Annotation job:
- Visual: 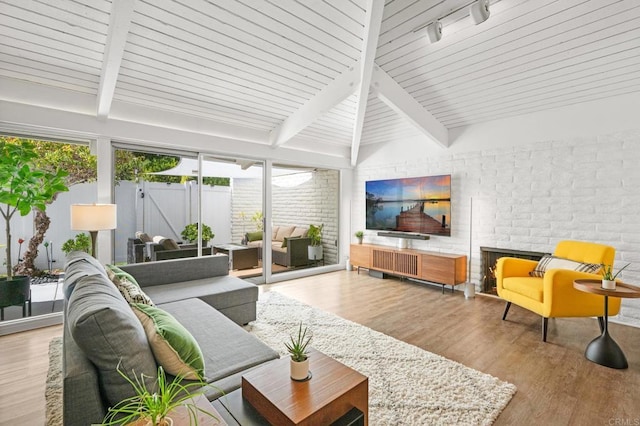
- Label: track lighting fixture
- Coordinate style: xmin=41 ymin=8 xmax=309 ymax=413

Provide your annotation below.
xmin=469 ymin=0 xmax=490 ymax=25
xmin=426 ymin=20 xmax=442 ymax=43
xmin=413 ymin=0 xmax=491 ymax=44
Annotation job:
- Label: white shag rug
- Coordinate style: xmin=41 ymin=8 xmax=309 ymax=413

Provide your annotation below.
xmin=246 ymin=291 xmax=516 ymax=426
xmin=46 ymin=336 xmax=63 ymax=426
xmin=46 ymin=292 xmax=517 ymax=425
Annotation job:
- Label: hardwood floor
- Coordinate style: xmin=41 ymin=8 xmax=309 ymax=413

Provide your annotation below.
xmin=2 ymin=270 xmax=639 ymax=425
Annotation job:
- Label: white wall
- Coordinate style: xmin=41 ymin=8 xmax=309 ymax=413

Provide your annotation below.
xmin=355 ymin=93 xmax=640 ymax=326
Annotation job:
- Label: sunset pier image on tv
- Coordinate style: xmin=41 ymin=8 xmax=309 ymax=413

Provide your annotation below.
xmin=365 ymin=175 xmax=451 ymax=237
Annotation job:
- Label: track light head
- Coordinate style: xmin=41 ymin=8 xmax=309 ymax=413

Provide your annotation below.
xmin=469 ymin=0 xmax=490 ymax=25
xmin=426 ymin=20 xmax=442 ymax=43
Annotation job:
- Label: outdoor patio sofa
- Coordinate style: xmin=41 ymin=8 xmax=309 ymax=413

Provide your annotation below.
xmin=245 ymin=225 xmax=310 ymax=268
xmin=62 ymin=251 xmax=278 ymax=426
xmin=127 ymin=234 xmax=213 ymax=262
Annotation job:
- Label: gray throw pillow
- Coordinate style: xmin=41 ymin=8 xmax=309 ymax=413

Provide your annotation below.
xmin=67 ymin=273 xmax=157 ymax=408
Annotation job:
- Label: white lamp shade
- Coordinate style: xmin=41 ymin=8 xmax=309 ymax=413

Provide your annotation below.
xmin=70 ymin=204 xmax=117 ymax=231
xmin=470 ymin=0 xmax=490 ymax=25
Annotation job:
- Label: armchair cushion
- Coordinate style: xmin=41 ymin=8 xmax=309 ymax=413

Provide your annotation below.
xmin=529 ymin=254 xmax=600 ymax=277
xmin=502 ymin=277 xmax=543 ymax=302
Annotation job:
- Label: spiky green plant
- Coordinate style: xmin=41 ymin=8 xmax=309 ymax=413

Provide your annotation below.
xmin=102 ymin=364 xmax=218 ymax=426
xmin=601 ymin=263 xmax=631 ymax=281
xmin=284 ymin=323 xmax=312 ymax=362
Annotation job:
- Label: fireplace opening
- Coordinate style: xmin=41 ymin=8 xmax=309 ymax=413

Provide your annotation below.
xmin=480 ymin=247 xmax=549 ymax=294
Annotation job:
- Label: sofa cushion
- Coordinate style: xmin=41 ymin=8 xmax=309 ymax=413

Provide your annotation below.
xmin=158 ymin=298 xmax=278 ymax=387
xmin=143 ymin=275 xmax=258 ymax=313
xmin=503 ymin=276 xmax=544 ymax=302
xmin=132 ymin=303 xmax=205 ymax=380
xmin=530 ymin=254 xmax=600 ymax=277
xmin=106 ymin=266 xmax=155 ymax=306
xmin=281 ymin=236 xmax=301 ymax=249
xmin=152 ymin=235 xmax=167 ymax=244
xmin=246 ymin=231 xmax=262 ymax=242
xmin=135 ymin=231 xmax=153 ymax=243
xmin=290 ymin=226 xmax=308 ymax=238
xmin=272 ymin=226 xmax=279 ymax=241
xmin=120 ymin=255 xmax=230 ymax=287
xmin=63 ymin=251 xmax=108 ymax=299
xmin=160 ymin=238 xmax=180 ymax=251
xmin=66 ymin=273 xmax=158 ymax=408
xmin=275 ymin=225 xmax=295 ymax=242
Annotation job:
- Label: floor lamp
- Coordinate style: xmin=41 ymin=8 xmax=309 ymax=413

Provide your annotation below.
xmin=70 ymin=204 xmax=117 ymax=258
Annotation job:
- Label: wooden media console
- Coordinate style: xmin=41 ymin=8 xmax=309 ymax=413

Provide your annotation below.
xmin=350 ymin=243 xmax=467 ymax=293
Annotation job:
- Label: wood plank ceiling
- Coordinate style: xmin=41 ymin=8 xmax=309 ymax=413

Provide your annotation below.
xmin=1 ymin=0 xmax=639 ymax=165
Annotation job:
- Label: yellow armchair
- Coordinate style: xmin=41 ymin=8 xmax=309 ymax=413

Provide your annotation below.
xmin=496 ymin=240 xmax=621 ymax=341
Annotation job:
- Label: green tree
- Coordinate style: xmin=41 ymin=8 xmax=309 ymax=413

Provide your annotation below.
xmin=2 ymin=137 xmax=90 ymax=276
xmin=0 ymin=141 xmax=68 ymax=278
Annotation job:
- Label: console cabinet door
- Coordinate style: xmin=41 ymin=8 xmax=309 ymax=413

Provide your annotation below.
xmin=350 ymin=244 xmax=370 ymax=268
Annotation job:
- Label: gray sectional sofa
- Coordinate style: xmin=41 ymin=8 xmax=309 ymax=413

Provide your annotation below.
xmin=62 ymin=251 xmax=278 ymax=426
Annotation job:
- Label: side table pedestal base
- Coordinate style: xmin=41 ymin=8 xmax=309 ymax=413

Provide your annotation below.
xmin=585 ymin=331 xmax=628 ymax=369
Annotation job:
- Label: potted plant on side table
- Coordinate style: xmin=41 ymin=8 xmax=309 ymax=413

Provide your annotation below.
xmin=601 ymin=262 xmax=630 ymax=290
xmin=285 ymin=323 xmax=312 ymax=381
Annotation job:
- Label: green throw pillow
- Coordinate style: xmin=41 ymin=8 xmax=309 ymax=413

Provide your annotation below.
xmin=246 ymin=231 xmax=263 ymax=242
xmin=131 ymin=304 xmax=205 ymax=380
xmin=281 ymin=236 xmax=301 ymax=249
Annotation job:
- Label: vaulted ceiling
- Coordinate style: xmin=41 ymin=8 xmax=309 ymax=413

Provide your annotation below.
xmin=1 ymin=0 xmax=639 ymax=166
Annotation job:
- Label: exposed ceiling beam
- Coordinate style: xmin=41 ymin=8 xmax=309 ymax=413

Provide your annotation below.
xmin=350 ymin=0 xmax=385 ymax=167
xmin=269 ymin=61 xmax=361 ymax=148
xmin=372 ymin=65 xmax=449 ymax=147
xmin=96 ymin=0 xmax=136 ymax=118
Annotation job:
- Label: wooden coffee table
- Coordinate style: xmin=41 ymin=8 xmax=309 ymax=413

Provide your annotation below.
xmin=240 ymin=349 xmax=368 ymax=425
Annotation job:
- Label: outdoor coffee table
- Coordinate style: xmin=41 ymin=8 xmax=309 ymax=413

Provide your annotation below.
xmin=213 ymin=244 xmax=259 ymax=270
xmin=235 ymin=348 xmax=368 ymax=425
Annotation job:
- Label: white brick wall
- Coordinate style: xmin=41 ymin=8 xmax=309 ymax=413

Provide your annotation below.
xmin=354 ymin=130 xmax=640 ymax=326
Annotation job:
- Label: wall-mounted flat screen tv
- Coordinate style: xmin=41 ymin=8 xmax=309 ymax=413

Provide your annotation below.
xmin=366 ymin=174 xmax=451 ymax=237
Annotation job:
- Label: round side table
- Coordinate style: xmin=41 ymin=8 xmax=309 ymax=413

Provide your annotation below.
xmin=573 ymin=279 xmax=640 ymax=369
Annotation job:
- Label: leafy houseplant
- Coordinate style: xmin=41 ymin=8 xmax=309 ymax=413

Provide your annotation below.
xmin=61 ymin=233 xmax=91 ymax=255
xmin=284 ymin=323 xmax=312 ymax=381
xmin=0 ymin=141 xmax=68 ymax=279
xmin=307 ymin=224 xmax=324 ymax=261
xmin=601 ymin=263 xmax=630 ymax=290
xmin=354 ymin=230 xmax=364 ymax=244
xmin=180 ymin=223 xmax=214 ymax=244
xmin=102 ymin=364 xmax=218 ymax=426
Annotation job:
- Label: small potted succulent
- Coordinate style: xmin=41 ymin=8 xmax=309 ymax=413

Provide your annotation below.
xmin=102 ymin=364 xmax=219 ymax=426
xmin=601 ymin=263 xmax=630 ymax=290
xmin=354 ymin=230 xmax=364 ymax=244
xmin=284 ymin=323 xmax=312 ymax=381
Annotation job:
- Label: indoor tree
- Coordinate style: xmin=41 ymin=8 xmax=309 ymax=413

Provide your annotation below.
xmin=0 ymin=141 xmax=68 ymax=279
